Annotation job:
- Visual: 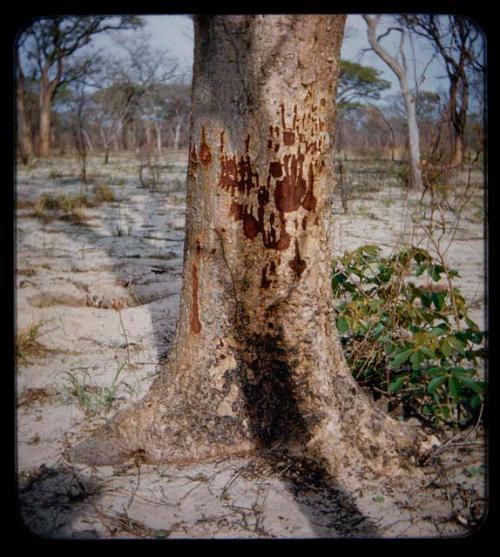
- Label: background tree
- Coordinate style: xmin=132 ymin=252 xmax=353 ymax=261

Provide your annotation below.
xmin=16 ymin=34 xmax=33 ymax=164
xmin=336 ymin=60 xmax=391 ymax=156
xmin=70 ymin=15 xmax=430 ymax=489
xmin=337 ymin=59 xmax=391 ymax=110
xmin=17 ymin=16 xmax=142 ymax=157
xmin=402 ymin=15 xmax=485 ymax=167
xmin=363 ymin=15 xmax=424 ymax=189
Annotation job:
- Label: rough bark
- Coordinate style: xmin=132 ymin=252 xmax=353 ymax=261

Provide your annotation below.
xmin=36 ymin=63 xmax=62 ymax=157
xmin=16 ymin=57 xmax=32 ymax=165
xmin=70 ymin=15 xmax=429 ymax=486
xmin=364 ymin=16 xmax=424 ymax=189
xmin=38 ymin=91 xmax=52 ymax=157
xmin=449 ymin=74 xmax=468 ymax=167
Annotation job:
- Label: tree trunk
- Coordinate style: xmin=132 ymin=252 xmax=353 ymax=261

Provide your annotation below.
xmin=155 ymin=121 xmax=162 ymax=154
xmin=450 ymin=77 xmax=469 ymax=167
xmin=173 ymin=121 xmax=181 ymax=152
xmin=404 ymin=88 xmax=424 ymax=189
xmin=70 ymin=15 xmax=428 ymax=486
xmin=363 ymin=16 xmax=423 ymax=190
xmin=37 ymin=89 xmax=52 ymax=157
xmin=16 ymin=59 xmax=32 ymax=165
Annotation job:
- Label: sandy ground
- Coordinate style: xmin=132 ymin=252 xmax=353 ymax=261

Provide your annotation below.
xmin=15 ymin=153 xmax=487 ymax=539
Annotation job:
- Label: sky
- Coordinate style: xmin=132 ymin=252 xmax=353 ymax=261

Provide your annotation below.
xmin=100 ymin=14 xmax=485 ymax=104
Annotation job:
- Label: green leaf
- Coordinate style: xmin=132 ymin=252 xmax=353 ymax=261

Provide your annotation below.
xmin=471 ymin=395 xmax=482 ymax=409
xmin=440 ymin=340 xmax=452 ymax=358
xmin=419 ymin=346 xmax=435 ymax=358
xmin=460 ymin=378 xmax=485 ymax=393
xmin=450 ymin=367 xmax=475 ymax=378
xmin=429 ymin=327 xmax=447 ymax=336
xmin=428 ymin=264 xmax=445 ymax=282
xmin=419 ymin=290 xmax=432 ymax=308
xmin=410 ymin=351 xmax=424 ymax=369
xmin=389 ymin=375 xmax=408 ymax=393
xmin=427 ymin=375 xmax=447 ymax=395
xmin=465 ymin=316 xmax=480 ymax=331
xmin=372 ymin=322 xmax=384 ymax=338
xmin=336 ymin=316 xmax=350 ymax=334
xmin=423 ymin=366 xmax=446 ymax=376
xmin=448 ymin=376 xmax=461 ymax=401
xmin=390 ymin=348 xmax=414 ymax=368
xmin=431 ymin=292 xmax=445 ymax=311
xmin=449 ymin=337 xmax=466 ymax=354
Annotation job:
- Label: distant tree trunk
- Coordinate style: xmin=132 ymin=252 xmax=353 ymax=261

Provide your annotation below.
xmin=155 ymin=121 xmax=162 ymax=154
xmin=71 ymin=15 xmax=428 ymax=485
xmin=173 ymin=121 xmax=181 ymax=152
xmin=364 ymin=16 xmax=423 ymax=189
xmin=449 ymin=75 xmax=468 ymax=166
xmin=16 ymin=57 xmax=32 ymax=165
xmin=83 ymin=128 xmax=94 ymax=152
xmin=37 ymin=88 xmax=52 ymax=157
xmin=122 ymin=119 xmax=131 ymax=151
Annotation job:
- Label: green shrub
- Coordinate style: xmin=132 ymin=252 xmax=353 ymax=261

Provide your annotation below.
xmin=332 ymin=244 xmax=485 ymax=428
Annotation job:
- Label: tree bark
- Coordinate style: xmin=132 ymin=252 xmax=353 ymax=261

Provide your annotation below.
xmin=37 ymin=89 xmax=52 ymax=157
xmin=70 ymin=15 xmax=428 ymax=486
xmin=16 ymin=58 xmax=32 ymax=165
xmin=449 ymin=75 xmax=468 ymax=167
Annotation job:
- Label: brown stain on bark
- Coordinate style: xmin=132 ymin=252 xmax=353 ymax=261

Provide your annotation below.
xmin=260 ymin=265 xmax=271 ymax=288
xmin=280 ymin=103 xmax=286 ymax=129
xmin=190 ymin=262 xmax=202 ymax=334
xmin=269 ymin=161 xmax=282 ymax=178
xmin=275 ymin=152 xmax=307 ymax=213
xmin=217 ymin=100 xmax=325 ymax=284
xmin=302 ymin=162 xmax=318 ymax=211
xmin=289 ymin=239 xmax=306 ymax=279
xmin=283 ymin=131 xmax=295 ymax=146
xmin=219 ymin=154 xmax=259 ymax=196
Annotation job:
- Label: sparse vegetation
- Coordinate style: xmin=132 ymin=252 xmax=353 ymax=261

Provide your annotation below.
xmin=93 ymin=184 xmax=115 ymax=203
xmin=30 ymin=186 xmax=116 ymax=223
xmin=62 ymin=364 xmax=128 ymax=415
xmin=16 ymin=320 xmax=47 ymax=364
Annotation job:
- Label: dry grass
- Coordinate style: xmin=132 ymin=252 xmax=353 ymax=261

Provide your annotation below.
xmin=93 ymin=184 xmax=115 ymax=203
xmin=31 ymin=186 xmax=115 ymax=224
xmin=16 ymin=320 xmax=47 ymax=365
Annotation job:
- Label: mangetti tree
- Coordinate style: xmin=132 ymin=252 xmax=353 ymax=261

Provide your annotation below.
xmin=71 ymin=15 xmax=432 ymax=488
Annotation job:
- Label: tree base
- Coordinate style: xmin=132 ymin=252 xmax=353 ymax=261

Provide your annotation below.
xmin=68 ymin=374 xmax=436 ymax=492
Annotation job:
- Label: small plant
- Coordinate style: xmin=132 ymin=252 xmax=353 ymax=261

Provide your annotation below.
xmin=332 ymin=244 xmax=485 ymax=428
xmin=63 ymin=364 xmax=127 ymax=415
xmin=16 ymin=320 xmax=46 ymax=364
